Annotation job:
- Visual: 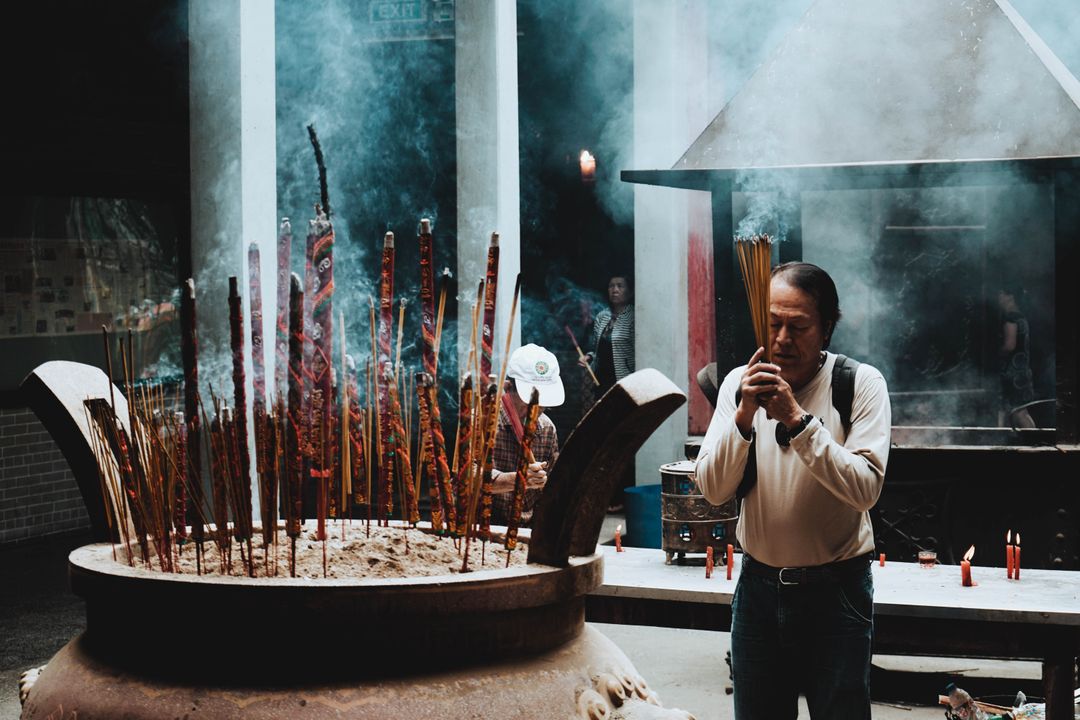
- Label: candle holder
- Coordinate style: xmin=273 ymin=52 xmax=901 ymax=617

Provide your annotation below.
xmin=917 ymin=550 xmax=937 ymax=568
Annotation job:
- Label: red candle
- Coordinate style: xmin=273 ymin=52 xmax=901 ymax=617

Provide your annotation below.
xmin=705 ymin=546 xmax=714 ymax=578
xmin=615 ymin=524 xmax=623 ymax=552
xmin=1014 ymin=533 xmax=1020 ymax=581
xmin=879 ymin=553 xmax=886 ymax=567
xmin=961 ymin=545 xmax=974 ymax=587
xmin=1006 ymin=530 xmax=1014 ymax=579
xmin=726 ymin=544 xmax=735 ymax=580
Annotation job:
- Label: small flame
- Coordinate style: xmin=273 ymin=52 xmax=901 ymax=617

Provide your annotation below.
xmin=963 ymin=545 xmax=975 ymax=562
xmin=1007 ymin=529 xmax=1012 ymax=543
xmin=616 ymin=524 xmax=622 ymax=533
xmin=579 ymin=150 xmax=597 ymax=181
xmin=1015 ymin=533 xmax=1020 ymax=546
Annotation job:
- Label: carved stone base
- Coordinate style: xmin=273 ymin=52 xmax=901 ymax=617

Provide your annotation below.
xmin=22 ymin=627 xmax=694 ymax=720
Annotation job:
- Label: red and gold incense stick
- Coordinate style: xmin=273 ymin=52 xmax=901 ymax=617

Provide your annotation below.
xmin=309 ymin=209 xmax=335 ymax=539
xmin=377 ymin=232 xmax=396 ymax=523
xmin=480 ymin=232 xmax=500 ymax=379
xmin=505 ymin=387 xmax=541 ymax=558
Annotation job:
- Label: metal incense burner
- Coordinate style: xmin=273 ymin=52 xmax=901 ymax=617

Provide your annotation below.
xmin=20 ymin=361 xmax=693 ymax=720
xmin=660 ymin=460 xmax=738 ymax=565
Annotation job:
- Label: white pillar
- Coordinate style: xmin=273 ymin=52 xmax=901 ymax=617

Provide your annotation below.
xmin=455 ymin=0 xmax=522 ymax=371
xmin=189 ymin=0 xmax=276 ymax=507
xmin=632 ymin=0 xmax=702 ymax=483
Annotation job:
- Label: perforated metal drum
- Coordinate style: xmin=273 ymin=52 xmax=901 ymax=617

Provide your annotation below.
xmin=660 ymin=460 xmax=738 ymax=565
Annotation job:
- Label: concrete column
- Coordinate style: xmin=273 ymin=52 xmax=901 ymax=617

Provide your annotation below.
xmin=189 ymin=1 xmax=276 ymax=506
xmin=632 ymin=0 xmax=706 ymax=482
xmin=455 ymin=0 xmax=521 ymax=371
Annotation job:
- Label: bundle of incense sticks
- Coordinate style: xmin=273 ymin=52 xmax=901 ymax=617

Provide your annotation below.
xmin=505 ymin=387 xmax=541 ymax=559
xmin=734 ymin=234 xmax=774 ymax=360
xmin=86 ymin=200 xmax=553 ymax=577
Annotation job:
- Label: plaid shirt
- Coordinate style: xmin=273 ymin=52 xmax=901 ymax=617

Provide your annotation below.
xmin=488 ymin=408 xmax=558 ymax=527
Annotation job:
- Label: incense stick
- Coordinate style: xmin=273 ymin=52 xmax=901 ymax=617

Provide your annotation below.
xmin=734 ymin=234 xmax=773 ymax=361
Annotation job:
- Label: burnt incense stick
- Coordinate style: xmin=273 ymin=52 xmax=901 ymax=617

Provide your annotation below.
xmin=306 ymin=123 xmax=330 ymax=218
xmin=228 ymin=277 xmax=253 ymax=542
xmin=286 ymin=273 xmax=305 ymax=576
xmin=180 ymin=279 xmax=205 ymax=565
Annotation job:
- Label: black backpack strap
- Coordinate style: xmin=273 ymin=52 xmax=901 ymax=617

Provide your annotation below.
xmin=831 ymin=353 xmax=861 ymax=433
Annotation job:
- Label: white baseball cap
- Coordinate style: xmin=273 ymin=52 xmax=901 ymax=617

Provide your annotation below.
xmin=507 ymin=343 xmax=565 ymax=407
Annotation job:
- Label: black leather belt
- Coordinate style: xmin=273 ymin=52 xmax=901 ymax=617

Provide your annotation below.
xmin=741 ymin=552 xmax=873 ymax=585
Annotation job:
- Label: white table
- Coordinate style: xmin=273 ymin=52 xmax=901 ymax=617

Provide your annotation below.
xmin=587 ymin=545 xmax=1080 ymax=719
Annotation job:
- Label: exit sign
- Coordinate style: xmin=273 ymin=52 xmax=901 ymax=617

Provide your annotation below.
xmin=370 ymin=1 xmax=426 ymax=23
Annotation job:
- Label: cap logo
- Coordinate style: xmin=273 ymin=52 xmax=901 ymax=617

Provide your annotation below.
xmin=534 ymin=360 xmax=549 ymax=376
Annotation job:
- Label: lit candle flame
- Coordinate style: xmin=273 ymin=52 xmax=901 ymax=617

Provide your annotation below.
xmin=963 ymin=545 xmax=975 ymax=562
xmin=1015 ymin=533 xmax=1020 ymax=546
xmin=616 ymin=524 xmax=622 ymax=533
xmin=579 ymin=150 xmax=597 ymax=182
xmin=1007 ymin=529 xmax=1011 ymax=543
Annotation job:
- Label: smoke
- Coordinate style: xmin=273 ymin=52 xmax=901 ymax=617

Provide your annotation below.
xmin=274 ymin=0 xmax=458 ymax=399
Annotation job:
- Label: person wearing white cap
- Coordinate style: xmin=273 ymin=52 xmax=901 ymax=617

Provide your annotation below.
xmin=489 ymin=343 xmax=564 ymax=528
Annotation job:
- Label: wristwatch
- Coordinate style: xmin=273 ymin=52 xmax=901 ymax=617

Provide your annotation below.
xmin=787 ymin=413 xmax=816 ymax=439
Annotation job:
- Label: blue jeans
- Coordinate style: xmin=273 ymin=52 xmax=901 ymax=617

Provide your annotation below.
xmin=731 ymin=556 xmax=874 ymax=720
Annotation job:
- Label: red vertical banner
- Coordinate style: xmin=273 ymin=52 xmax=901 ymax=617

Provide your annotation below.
xmin=687 ymin=191 xmax=715 ymax=434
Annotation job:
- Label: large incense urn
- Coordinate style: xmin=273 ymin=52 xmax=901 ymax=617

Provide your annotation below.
xmin=20 ymin=363 xmax=692 ymax=720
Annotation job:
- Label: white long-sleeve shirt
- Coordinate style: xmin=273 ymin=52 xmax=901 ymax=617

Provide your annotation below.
xmin=694 ymin=352 xmax=891 ymax=568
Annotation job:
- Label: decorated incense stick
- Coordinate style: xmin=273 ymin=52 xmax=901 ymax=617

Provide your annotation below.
xmin=415 ymin=372 xmax=444 ymax=531
xmin=228 ymin=277 xmax=253 ymax=542
xmin=340 ymin=313 xmax=351 ymax=519
xmin=248 ymin=243 xmax=267 ymax=467
xmin=377 ymin=232 xmax=396 ymax=523
xmin=286 ymin=273 xmax=305 ymax=573
xmin=734 ymin=234 xmax=773 ymax=361
xmin=480 ymin=232 xmax=500 ymax=378
xmin=179 ymin=279 xmax=205 ymax=557
xmin=386 ymin=365 xmax=419 ymax=525
xmin=173 ymin=411 xmax=187 ymax=540
xmin=346 ymin=355 xmax=367 ymax=507
xmin=274 ymin=218 xmax=292 ymax=402
xmin=453 ymin=373 xmax=474 ymax=520
xmin=418 ymin=218 xmax=438 ymax=381
xmin=260 ymin=406 xmax=279 ymax=549
xmin=505 ymin=388 xmax=541 ymax=557
xmin=309 ymin=209 xmax=335 ymax=540
xmin=417 ymin=372 xmax=455 ymax=533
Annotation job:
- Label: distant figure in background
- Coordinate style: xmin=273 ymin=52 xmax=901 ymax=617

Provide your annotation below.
xmin=579 ymin=274 xmax=635 ymax=394
xmin=489 ymin=344 xmax=563 ymax=528
xmin=579 ymin=274 xmax=635 ymax=511
xmin=997 ymin=284 xmax=1035 ymax=429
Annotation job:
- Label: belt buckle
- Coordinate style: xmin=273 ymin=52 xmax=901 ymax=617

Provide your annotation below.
xmin=778 ymin=567 xmax=800 ymax=586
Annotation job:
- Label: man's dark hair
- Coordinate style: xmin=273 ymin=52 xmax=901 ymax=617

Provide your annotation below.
xmin=771 ymin=262 xmax=842 ymax=349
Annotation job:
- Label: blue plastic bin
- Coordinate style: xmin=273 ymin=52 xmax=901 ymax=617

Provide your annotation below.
xmin=624 ymin=483 xmax=662 ymax=549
